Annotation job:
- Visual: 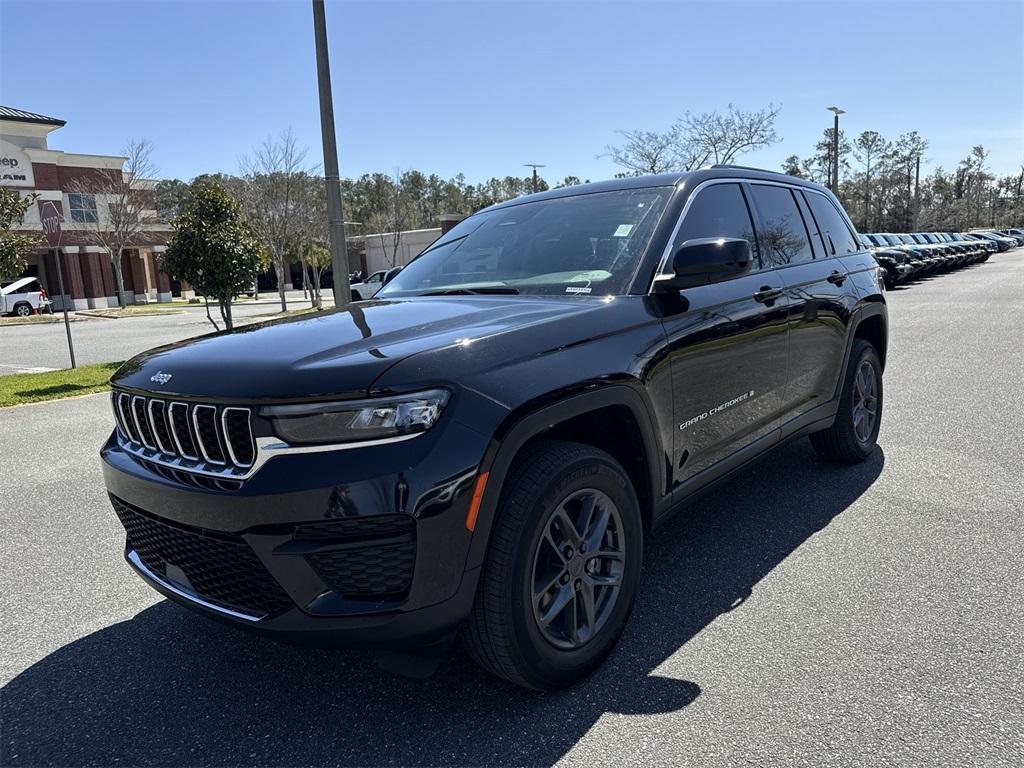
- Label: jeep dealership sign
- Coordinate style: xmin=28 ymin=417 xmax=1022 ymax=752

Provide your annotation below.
xmin=0 ymin=139 xmax=35 ymax=187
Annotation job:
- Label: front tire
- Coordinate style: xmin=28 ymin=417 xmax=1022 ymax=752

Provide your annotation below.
xmin=13 ymin=302 xmax=32 ymax=317
xmin=463 ymin=440 xmax=643 ymax=689
xmin=810 ymin=338 xmax=882 ymax=463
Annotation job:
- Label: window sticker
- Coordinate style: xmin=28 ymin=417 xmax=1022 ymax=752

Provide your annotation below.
xmin=565 ymin=280 xmax=592 ymax=295
xmin=612 ymin=224 xmax=634 ymax=238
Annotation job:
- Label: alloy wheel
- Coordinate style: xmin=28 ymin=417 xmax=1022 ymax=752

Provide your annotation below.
xmin=531 ymin=489 xmax=625 ymax=650
xmin=852 ymin=360 xmax=878 ymax=444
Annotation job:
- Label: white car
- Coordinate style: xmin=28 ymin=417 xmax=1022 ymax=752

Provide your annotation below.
xmin=1 ymin=277 xmax=52 ymax=317
xmin=349 ymin=267 xmax=402 ymax=301
xmin=349 ymin=270 xmax=386 ymax=301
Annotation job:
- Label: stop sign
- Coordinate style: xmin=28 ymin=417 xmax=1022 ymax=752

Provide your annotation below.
xmin=38 ymin=200 xmax=62 ymax=248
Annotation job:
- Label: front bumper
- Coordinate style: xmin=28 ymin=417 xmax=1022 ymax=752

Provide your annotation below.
xmin=101 ymin=417 xmax=492 ymax=646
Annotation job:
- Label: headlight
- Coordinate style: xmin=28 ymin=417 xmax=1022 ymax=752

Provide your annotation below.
xmin=261 ymin=389 xmax=450 ymax=445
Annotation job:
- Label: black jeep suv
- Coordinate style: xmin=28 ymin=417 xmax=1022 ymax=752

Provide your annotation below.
xmin=102 ymin=167 xmax=887 ymax=689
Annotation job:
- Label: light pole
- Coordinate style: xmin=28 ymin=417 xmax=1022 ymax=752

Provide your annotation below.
xmin=312 ymin=0 xmax=351 ymax=307
xmin=827 ymin=106 xmax=845 ymax=193
xmin=524 ymin=163 xmax=545 ymax=193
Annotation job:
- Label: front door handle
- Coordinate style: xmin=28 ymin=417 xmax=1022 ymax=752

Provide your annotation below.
xmin=754 ymin=286 xmax=783 ymax=304
xmin=827 ymin=270 xmax=847 ymax=286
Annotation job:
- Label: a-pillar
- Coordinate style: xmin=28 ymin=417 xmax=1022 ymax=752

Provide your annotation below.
xmin=151 ymin=245 xmax=172 ymax=302
xmin=45 ymin=247 xmax=88 ymax=311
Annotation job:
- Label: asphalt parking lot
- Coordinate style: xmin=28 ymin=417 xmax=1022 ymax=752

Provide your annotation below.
xmin=0 ymin=291 xmax=330 ymax=375
xmin=2 ymin=254 xmax=1023 ymax=767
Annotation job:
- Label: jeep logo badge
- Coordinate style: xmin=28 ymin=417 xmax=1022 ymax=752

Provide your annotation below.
xmin=150 ymin=371 xmax=173 ymax=385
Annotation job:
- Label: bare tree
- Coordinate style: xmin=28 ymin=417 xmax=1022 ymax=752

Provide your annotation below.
xmin=304 ymin=242 xmax=332 ymax=310
xmin=895 ymin=131 xmax=929 ymax=229
xmin=604 ymin=104 xmax=781 ymax=176
xmin=240 ymin=129 xmax=311 ymax=312
xmin=67 ymin=139 xmax=158 ymax=308
xmin=854 ymin=131 xmax=889 ymax=230
xmin=602 ymin=129 xmax=683 ymax=175
xmin=368 ymin=171 xmax=410 ymax=268
xmin=292 ymin=173 xmax=329 ymax=307
xmin=678 ymin=103 xmax=781 ymax=166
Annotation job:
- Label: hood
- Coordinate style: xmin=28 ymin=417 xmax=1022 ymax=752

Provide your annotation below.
xmin=871 ymin=247 xmax=908 ymax=261
xmin=112 ymin=296 xmax=612 ymax=401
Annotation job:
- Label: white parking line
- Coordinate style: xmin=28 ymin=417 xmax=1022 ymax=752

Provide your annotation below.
xmin=0 ymin=363 xmax=58 ymax=374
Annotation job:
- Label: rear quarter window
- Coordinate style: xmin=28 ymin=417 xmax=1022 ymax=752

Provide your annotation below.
xmin=804 ymin=192 xmax=861 ymax=256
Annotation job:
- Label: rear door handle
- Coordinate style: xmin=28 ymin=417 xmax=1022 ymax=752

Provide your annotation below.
xmin=827 ymin=270 xmax=847 ymax=286
xmin=753 ymin=286 xmax=783 ymax=304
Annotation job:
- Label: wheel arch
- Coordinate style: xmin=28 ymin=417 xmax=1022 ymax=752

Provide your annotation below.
xmin=852 ymin=302 xmax=888 ymax=371
xmin=464 ymin=384 xmax=665 ymax=571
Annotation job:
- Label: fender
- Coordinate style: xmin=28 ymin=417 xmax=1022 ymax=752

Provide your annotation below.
xmin=464 ymin=384 xmax=666 ymax=571
xmin=838 ymin=298 xmax=888 ymax=386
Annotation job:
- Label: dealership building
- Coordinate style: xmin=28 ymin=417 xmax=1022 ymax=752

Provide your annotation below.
xmin=1 ymin=105 xmax=176 ymax=309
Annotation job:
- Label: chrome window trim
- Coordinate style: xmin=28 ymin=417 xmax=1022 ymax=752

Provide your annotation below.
xmin=168 ymin=401 xmax=199 ymax=461
xmin=147 ymin=399 xmax=173 ymax=454
xmin=220 ymin=407 xmax=255 ymax=468
xmin=126 ymin=549 xmax=264 ymax=622
xmin=648 ymin=177 xmax=866 ymax=293
xmin=191 ymin=404 xmax=226 ymax=466
xmin=131 ymin=395 xmax=156 ymax=450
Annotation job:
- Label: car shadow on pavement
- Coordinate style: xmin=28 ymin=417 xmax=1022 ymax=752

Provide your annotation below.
xmin=2 ymin=440 xmax=884 ymax=767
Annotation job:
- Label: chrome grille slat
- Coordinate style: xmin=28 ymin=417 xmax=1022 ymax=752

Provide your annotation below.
xmin=111 ymin=393 xmax=127 ymax=439
xmin=221 ymin=407 xmax=255 ymax=467
xmin=131 ymin=396 xmax=156 ymax=449
xmin=192 ymin=404 xmax=226 ymax=466
xmin=147 ymin=399 xmax=173 ymax=454
xmin=118 ymin=393 xmax=139 ymax=443
xmin=168 ymin=401 xmax=199 ymax=461
xmin=112 ymin=390 xmax=255 ymax=480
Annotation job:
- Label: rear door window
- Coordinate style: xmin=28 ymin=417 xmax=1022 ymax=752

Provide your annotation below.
xmin=748 ymin=184 xmax=814 ymax=267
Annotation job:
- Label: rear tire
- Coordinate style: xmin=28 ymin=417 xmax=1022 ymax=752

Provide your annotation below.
xmin=810 ymin=338 xmax=882 ymax=463
xmin=13 ymin=302 xmax=32 ymax=317
xmin=462 ymin=440 xmax=643 ymax=690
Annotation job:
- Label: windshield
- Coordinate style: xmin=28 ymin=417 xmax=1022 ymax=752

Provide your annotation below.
xmin=379 ymin=188 xmax=672 ymax=298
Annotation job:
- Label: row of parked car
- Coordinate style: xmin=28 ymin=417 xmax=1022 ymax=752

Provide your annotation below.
xmin=860 ymin=228 xmax=1022 ymax=288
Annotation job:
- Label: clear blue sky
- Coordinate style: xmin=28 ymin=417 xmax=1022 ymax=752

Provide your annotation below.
xmin=2 ymin=1 xmax=1021 ymax=184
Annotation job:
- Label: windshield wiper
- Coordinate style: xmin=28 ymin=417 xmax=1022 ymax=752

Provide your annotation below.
xmin=418 ymin=286 xmax=520 ymax=296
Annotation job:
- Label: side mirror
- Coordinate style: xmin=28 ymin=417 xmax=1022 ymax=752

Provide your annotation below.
xmin=382 ymin=266 xmax=403 ymax=286
xmin=654 ymin=237 xmax=752 ymax=292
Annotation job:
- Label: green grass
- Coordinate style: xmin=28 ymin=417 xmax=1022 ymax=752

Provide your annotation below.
xmin=0 ymin=362 xmax=123 ymax=407
xmin=0 ymin=314 xmax=63 ymax=326
xmin=77 ymin=305 xmax=184 ymax=318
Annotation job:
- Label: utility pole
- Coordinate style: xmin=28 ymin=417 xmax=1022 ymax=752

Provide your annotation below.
xmin=827 ymin=106 xmax=845 ymax=194
xmin=912 ymin=154 xmax=921 ymax=231
xmin=312 ymin=0 xmax=351 ymax=307
xmin=524 ymin=163 xmax=545 ymax=193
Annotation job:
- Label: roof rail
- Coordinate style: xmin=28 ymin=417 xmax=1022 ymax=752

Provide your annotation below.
xmin=708 ymin=164 xmax=777 ymax=173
